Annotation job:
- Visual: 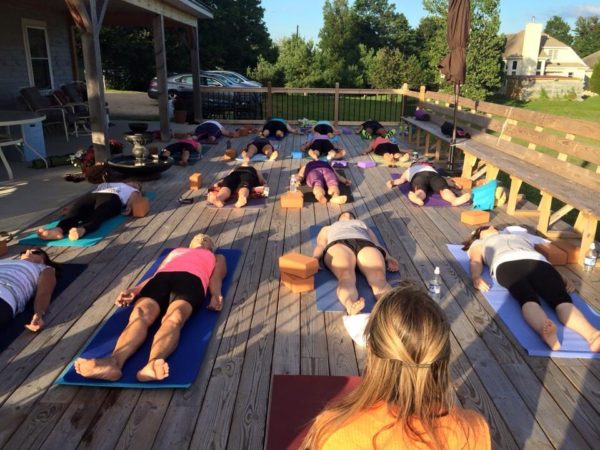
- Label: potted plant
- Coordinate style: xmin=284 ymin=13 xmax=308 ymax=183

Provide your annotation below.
xmin=173 ymin=94 xmax=187 ymax=124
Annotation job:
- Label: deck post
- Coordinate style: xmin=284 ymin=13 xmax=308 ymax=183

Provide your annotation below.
xmin=578 ymin=213 xmax=598 ymax=266
xmin=188 ymin=25 xmax=202 ymax=122
xmin=419 ymin=85 xmax=426 ymax=102
xmin=267 ymin=82 xmax=273 ymax=119
xmin=506 ymin=176 xmax=523 ymax=215
xmin=153 ymin=14 xmax=170 ymax=141
xmin=334 ymin=82 xmax=340 ymax=126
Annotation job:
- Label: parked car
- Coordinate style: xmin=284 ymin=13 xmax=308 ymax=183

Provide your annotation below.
xmin=204 ymin=70 xmax=262 ymax=87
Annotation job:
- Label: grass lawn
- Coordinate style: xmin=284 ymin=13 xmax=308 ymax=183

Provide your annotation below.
xmin=489 ymin=95 xmax=600 ymax=122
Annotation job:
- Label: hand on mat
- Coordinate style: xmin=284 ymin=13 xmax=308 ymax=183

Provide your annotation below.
xmin=25 ymin=313 xmax=45 ymax=332
xmin=208 ymin=294 xmax=223 ymax=311
xmin=342 ymin=178 xmax=352 ymax=186
xmin=385 ymin=256 xmax=400 ymax=272
xmin=473 ymin=277 xmax=490 ymax=292
xmin=562 ymin=275 xmax=575 ymax=293
xmin=116 ymin=289 xmax=136 ymax=307
xmin=122 ymin=206 xmax=131 ymax=216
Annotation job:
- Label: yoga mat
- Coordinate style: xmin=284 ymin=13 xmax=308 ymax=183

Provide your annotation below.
xmin=306 ymin=133 xmax=340 ymax=143
xmin=19 ymin=192 xmax=156 ymax=247
xmin=447 ymin=244 xmax=600 ymax=359
xmin=0 ymin=263 xmax=87 ymax=352
xmin=56 ymin=247 xmax=241 ymax=387
xmin=310 ymin=225 xmax=400 ymax=312
xmin=391 ymin=174 xmax=465 ymax=207
xmin=236 ymin=154 xmax=269 ymax=162
xmin=266 ymin=375 xmax=361 ymax=450
xmin=300 ymin=170 xmax=354 ymax=204
xmin=207 ymin=196 xmax=267 ymax=209
xmin=369 ymin=153 xmax=410 ymax=167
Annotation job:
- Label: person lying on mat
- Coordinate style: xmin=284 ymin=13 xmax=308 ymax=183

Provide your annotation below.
xmin=463 ymin=226 xmax=600 ymax=352
xmin=300 ymin=134 xmax=346 ymax=161
xmin=161 ymin=138 xmax=200 ymax=166
xmin=37 ymin=181 xmax=143 ymax=241
xmin=386 ymin=161 xmax=471 ymax=207
xmin=260 ymin=118 xmax=301 ymax=138
xmin=296 ymin=161 xmax=351 ymax=205
xmin=207 ymin=163 xmax=267 ymax=208
xmin=0 ymin=248 xmax=59 ymax=332
xmin=310 ymin=120 xmax=341 ymax=137
xmin=242 ymin=137 xmax=278 ymax=161
xmin=355 ymin=120 xmax=393 ymax=139
xmin=74 ymin=233 xmax=227 ymax=382
xmin=194 ymin=120 xmax=237 ymax=143
xmin=312 ymin=212 xmax=399 ymax=314
xmin=361 ymin=136 xmax=410 ymax=166
xmin=302 ymin=282 xmax=491 ymax=449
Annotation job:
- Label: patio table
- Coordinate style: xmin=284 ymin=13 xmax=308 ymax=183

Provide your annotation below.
xmin=0 ymin=110 xmax=47 ymax=179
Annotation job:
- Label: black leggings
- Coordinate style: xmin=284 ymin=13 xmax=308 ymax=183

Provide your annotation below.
xmin=310 ymin=139 xmax=335 ymax=153
xmin=0 ymin=298 xmax=14 ymax=328
xmin=314 ymin=124 xmax=334 ymax=135
xmin=263 ymin=120 xmax=287 ymax=135
xmin=373 ymin=142 xmax=402 ymax=156
xmin=221 ymin=167 xmax=260 ymax=192
xmin=495 ymin=259 xmax=572 ymax=308
xmin=410 ymin=172 xmax=449 ymax=193
xmin=57 ymin=192 xmax=122 ymax=234
xmin=136 ymin=271 xmax=205 ymax=313
xmin=361 ymin=120 xmax=384 ymax=134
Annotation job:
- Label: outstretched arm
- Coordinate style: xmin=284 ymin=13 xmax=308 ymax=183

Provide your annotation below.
xmin=469 ymin=245 xmax=489 ymax=292
xmin=313 ymin=227 xmax=329 ymax=259
xmin=335 ymin=171 xmax=351 ymax=186
xmin=25 ymin=267 xmax=56 ymax=332
xmin=208 ymin=254 xmax=228 ymax=311
xmin=367 ymin=229 xmax=399 ymax=271
xmin=386 ymin=170 xmax=409 ymax=189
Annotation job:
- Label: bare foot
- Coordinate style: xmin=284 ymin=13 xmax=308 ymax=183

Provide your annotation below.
xmin=74 ymin=357 xmax=122 ymax=381
xmin=241 ymin=151 xmax=250 ymax=161
xmin=68 ymin=227 xmax=86 ymax=241
xmin=269 ymin=150 xmax=279 ymax=161
xmin=208 ymin=295 xmax=223 ymax=311
xmin=336 ymin=149 xmax=346 ymax=158
xmin=276 ymin=130 xmax=284 ymax=138
xmin=37 ymin=227 xmax=63 ymax=240
xmin=137 ymin=359 xmax=170 ymax=382
xmin=588 ymin=331 xmax=600 ymax=352
xmin=235 ymin=196 xmax=248 ymax=208
xmin=329 ymin=195 xmax=347 ymax=204
xmin=399 ymin=153 xmax=410 ymax=162
xmin=343 ymin=297 xmax=366 ymax=315
xmin=24 ymin=313 xmax=44 ymax=332
xmin=408 ymin=191 xmax=425 ymax=206
xmin=207 ymin=192 xmax=224 ymax=208
xmin=383 ymin=153 xmax=394 ymax=165
xmin=386 ymin=180 xmax=395 ymax=190
xmin=452 ymin=193 xmax=471 ymax=206
xmin=541 ymin=320 xmax=561 ymax=351
xmin=316 ymin=193 xmax=328 ymax=205
xmin=308 ymin=149 xmax=320 ymax=161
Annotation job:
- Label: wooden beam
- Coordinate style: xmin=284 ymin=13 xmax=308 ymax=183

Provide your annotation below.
xmin=65 ymin=0 xmax=93 ymax=33
xmin=188 ymin=26 xmax=202 ymax=122
xmin=506 ymin=176 xmax=523 ymax=215
xmin=549 ymin=204 xmax=575 ymax=227
xmin=333 ymin=82 xmax=340 ymax=126
xmin=122 ymin=0 xmax=198 ymax=26
xmin=153 ymin=14 xmax=170 ymax=141
xmin=536 ymin=192 xmax=553 ymax=236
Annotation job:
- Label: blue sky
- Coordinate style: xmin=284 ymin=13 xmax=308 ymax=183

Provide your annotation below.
xmin=261 ymin=1 xmax=600 ymax=42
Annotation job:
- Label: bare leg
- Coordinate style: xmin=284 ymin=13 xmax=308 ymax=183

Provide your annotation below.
xmin=235 ymin=187 xmax=250 ymax=208
xmin=397 ymin=152 xmax=410 ymax=162
xmin=356 ymin=247 xmax=391 ymax=300
xmin=275 ymin=130 xmax=284 ymax=138
xmin=68 ymin=227 xmax=87 ymax=240
xmin=262 ymin=129 xmax=270 ymax=137
xmin=207 ymin=187 xmax=232 ymax=208
xmin=243 ymin=144 xmax=257 ymax=161
xmin=324 ymin=244 xmax=364 ymax=315
xmin=327 ymin=185 xmax=347 ymax=204
xmin=179 ymin=150 xmax=190 ymax=166
xmin=308 ymin=149 xmax=320 ymax=160
xmin=383 ymin=153 xmax=396 ymax=166
xmin=555 ymin=302 xmax=600 ymax=352
xmin=37 ymin=227 xmax=64 ymax=240
xmin=75 ymin=298 xmax=161 ymax=380
xmin=263 ymin=146 xmax=278 ymax=160
xmin=313 ymin=186 xmax=328 ymax=204
xmin=137 ymin=300 xmax=193 ymax=381
xmin=440 ymin=188 xmax=471 ymax=206
xmin=408 ymin=189 xmax=426 ymax=206
xmin=522 ymin=301 xmax=560 ymax=350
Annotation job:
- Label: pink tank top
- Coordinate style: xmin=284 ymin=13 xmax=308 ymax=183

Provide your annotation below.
xmin=369 ymin=136 xmax=390 ymax=150
xmin=157 ymin=248 xmax=216 ymax=293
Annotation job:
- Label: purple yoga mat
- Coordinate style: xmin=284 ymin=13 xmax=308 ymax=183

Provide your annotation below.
xmin=391 ymin=173 xmax=457 ymax=207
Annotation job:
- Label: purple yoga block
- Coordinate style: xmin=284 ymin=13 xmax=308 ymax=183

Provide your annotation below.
xmin=331 ymin=160 xmax=348 ymax=168
xmin=358 ymin=160 xmax=376 ymax=168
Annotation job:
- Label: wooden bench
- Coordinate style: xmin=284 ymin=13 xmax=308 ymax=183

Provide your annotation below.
xmin=402 ymin=111 xmax=467 ymax=162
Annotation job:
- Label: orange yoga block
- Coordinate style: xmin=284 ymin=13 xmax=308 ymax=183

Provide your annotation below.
xmin=552 ymin=240 xmax=581 ymax=264
xmin=460 ymin=210 xmax=490 ymax=225
xmin=451 ymin=177 xmax=472 ymax=191
xmin=281 ymin=271 xmax=314 ymax=293
xmin=534 ymin=243 xmax=568 ymax=266
xmin=224 ymin=148 xmax=237 ymax=160
xmin=131 ymin=196 xmax=150 ymax=218
xmin=281 ymin=191 xmax=303 ymax=208
xmin=279 ymin=252 xmax=319 ymax=278
xmin=189 ymin=173 xmax=202 ymax=190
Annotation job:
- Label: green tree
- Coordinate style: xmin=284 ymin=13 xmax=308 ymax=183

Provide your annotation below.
xmin=276 ymin=36 xmax=323 ymax=87
xmin=544 ymin=16 xmax=572 ymax=46
xmin=415 ymin=16 xmax=446 ymax=88
xmin=247 ymin=55 xmax=284 ymax=86
xmin=590 ymin=61 xmax=600 ymax=94
xmin=364 ymin=48 xmax=427 ymax=89
xmin=571 ymin=16 xmax=600 ymax=57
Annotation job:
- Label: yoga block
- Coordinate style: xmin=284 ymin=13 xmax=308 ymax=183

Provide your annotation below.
xmin=451 ymin=177 xmax=472 ymax=191
xmin=534 ymin=243 xmax=568 ymax=266
xmin=358 ymin=160 xmax=376 ymax=168
xmin=131 ymin=197 xmax=150 ymax=218
xmin=552 ymin=240 xmax=581 ymax=264
xmin=281 ymin=191 xmax=303 ymax=208
xmin=281 ymin=271 xmax=314 ymax=293
xmin=224 ymin=148 xmax=237 ymax=160
xmin=291 ymin=150 xmax=303 ymax=159
xmin=461 ymin=210 xmax=490 ymax=225
xmin=279 ymin=252 xmax=319 ymax=278
xmin=189 ymin=173 xmax=202 ymax=190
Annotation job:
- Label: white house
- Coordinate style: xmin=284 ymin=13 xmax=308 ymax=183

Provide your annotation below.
xmin=502 ymin=22 xmax=590 ymax=99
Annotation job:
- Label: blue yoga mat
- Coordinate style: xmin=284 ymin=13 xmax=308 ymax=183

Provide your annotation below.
xmin=306 ymin=133 xmax=340 ymax=143
xmin=310 ymin=225 xmax=400 ymax=312
xmin=447 ymin=244 xmax=600 ymax=359
xmin=56 ymin=247 xmax=241 ymax=388
xmin=19 ymin=192 xmax=155 ymax=247
xmin=0 ymin=263 xmax=87 ymax=352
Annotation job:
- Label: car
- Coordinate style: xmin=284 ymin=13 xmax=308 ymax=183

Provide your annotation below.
xmin=204 ymin=70 xmax=262 ymax=87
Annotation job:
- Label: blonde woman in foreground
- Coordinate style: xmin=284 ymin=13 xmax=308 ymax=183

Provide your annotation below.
xmin=302 ymin=282 xmax=491 ymax=450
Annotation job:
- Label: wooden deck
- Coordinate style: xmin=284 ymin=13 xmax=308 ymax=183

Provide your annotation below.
xmin=0 ymin=131 xmax=599 ymax=450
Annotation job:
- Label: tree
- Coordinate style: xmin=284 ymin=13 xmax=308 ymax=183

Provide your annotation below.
xmin=247 ymin=55 xmax=284 ymax=86
xmin=544 ymin=16 xmax=572 ymax=46
xmin=276 ymin=36 xmax=323 ymax=88
xmin=364 ymin=48 xmax=428 ymax=89
xmin=415 ymin=16 xmax=446 ymax=88
xmin=590 ymin=61 xmax=600 ymax=94
xmin=571 ymin=16 xmax=600 ymax=57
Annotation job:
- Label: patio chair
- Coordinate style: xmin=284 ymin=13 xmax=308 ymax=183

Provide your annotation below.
xmin=19 ymin=86 xmax=76 ymax=141
xmin=53 ymin=89 xmax=90 ymax=136
xmin=61 ymin=81 xmax=110 ymax=127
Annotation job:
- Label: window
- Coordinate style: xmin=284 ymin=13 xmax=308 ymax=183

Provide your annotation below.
xmin=548 ymin=49 xmax=558 ymax=61
xmin=568 ymin=72 xmax=574 ymax=77
xmin=511 ymin=60 xmax=518 ymax=75
xmin=536 ymin=61 xmax=543 ymax=75
xmin=22 ymin=19 xmax=53 ymax=90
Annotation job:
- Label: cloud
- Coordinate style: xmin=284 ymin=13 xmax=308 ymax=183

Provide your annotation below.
xmin=562 ymin=4 xmax=600 ymax=19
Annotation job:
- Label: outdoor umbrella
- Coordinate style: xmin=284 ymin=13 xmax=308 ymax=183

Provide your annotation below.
xmin=438 ymin=0 xmax=470 ymax=171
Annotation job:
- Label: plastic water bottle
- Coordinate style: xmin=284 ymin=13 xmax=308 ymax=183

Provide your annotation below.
xmin=412 ymin=151 xmax=419 ymax=162
xmin=428 ymin=266 xmax=442 ymax=301
xmin=584 ymin=243 xmax=597 ymax=273
xmin=290 ymin=174 xmax=297 ymax=193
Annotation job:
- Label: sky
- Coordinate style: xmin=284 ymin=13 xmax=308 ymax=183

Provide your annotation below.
xmin=261 ymin=1 xmax=600 ymax=42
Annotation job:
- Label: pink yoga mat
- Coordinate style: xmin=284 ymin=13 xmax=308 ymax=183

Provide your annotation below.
xmin=266 ymin=375 xmax=361 ymax=450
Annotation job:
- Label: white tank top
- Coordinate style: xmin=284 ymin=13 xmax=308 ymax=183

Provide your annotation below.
xmin=93 ymin=182 xmax=139 ymax=205
xmin=0 ymin=260 xmax=49 ymax=315
xmin=405 ymin=163 xmax=437 ymax=182
xmin=202 ymin=120 xmax=224 ymax=130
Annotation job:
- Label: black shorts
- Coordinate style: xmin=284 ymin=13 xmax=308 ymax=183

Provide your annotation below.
xmin=248 ymin=138 xmax=272 ymax=154
xmin=195 ymin=122 xmax=221 ymax=138
xmin=495 ymin=259 xmax=572 ymax=308
xmin=263 ymin=120 xmax=287 ymax=135
xmin=310 ymin=139 xmax=335 ymax=154
xmin=314 ymin=123 xmax=334 ymax=135
xmin=165 ymin=141 xmax=196 ymax=156
xmin=373 ymin=142 xmax=401 ymax=156
xmin=410 ymin=171 xmax=449 ymax=193
xmin=221 ymin=166 xmax=260 ymax=191
xmin=0 ymin=298 xmax=14 ymax=328
xmin=361 ymin=120 xmax=383 ymax=134
xmin=324 ymin=239 xmax=386 ymax=263
xmin=136 ymin=271 xmax=205 ymax=313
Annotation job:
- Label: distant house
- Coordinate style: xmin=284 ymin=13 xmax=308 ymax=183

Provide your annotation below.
xmin=583 ymin=50 xmax=600 ymax=89
xmin=502 ymin=22 xmax=591 ymax=99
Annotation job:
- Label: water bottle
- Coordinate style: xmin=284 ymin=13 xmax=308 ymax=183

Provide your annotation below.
xmin=412 ymin=151 xmax=419 ymax=162
xmin=428 ymin=266 xmax=442 ymax=301
xmin=584 ymin=243 xmax=597 ymax=273
xmin=290 ymin=174 xmax=297 ymax=193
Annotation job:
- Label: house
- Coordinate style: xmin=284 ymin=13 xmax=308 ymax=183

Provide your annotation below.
xmin=0 ymin=0 xmax=213 ymax=160
xmin=583 ymin=50 xmax=600 ymax=90
xmin=502 ymin=22 xmax=591 ymax=99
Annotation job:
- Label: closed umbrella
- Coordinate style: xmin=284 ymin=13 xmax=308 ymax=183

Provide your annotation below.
xmin=438 ymin=0 xmax=470 ymax=171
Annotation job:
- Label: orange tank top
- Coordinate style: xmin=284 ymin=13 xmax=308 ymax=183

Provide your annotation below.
xmin=157 ymin=248 xmax=216 ymax=293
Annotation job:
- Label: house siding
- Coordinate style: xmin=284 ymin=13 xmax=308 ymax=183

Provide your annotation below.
xmin=0 ymin=1 xmax=74 ymax=108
